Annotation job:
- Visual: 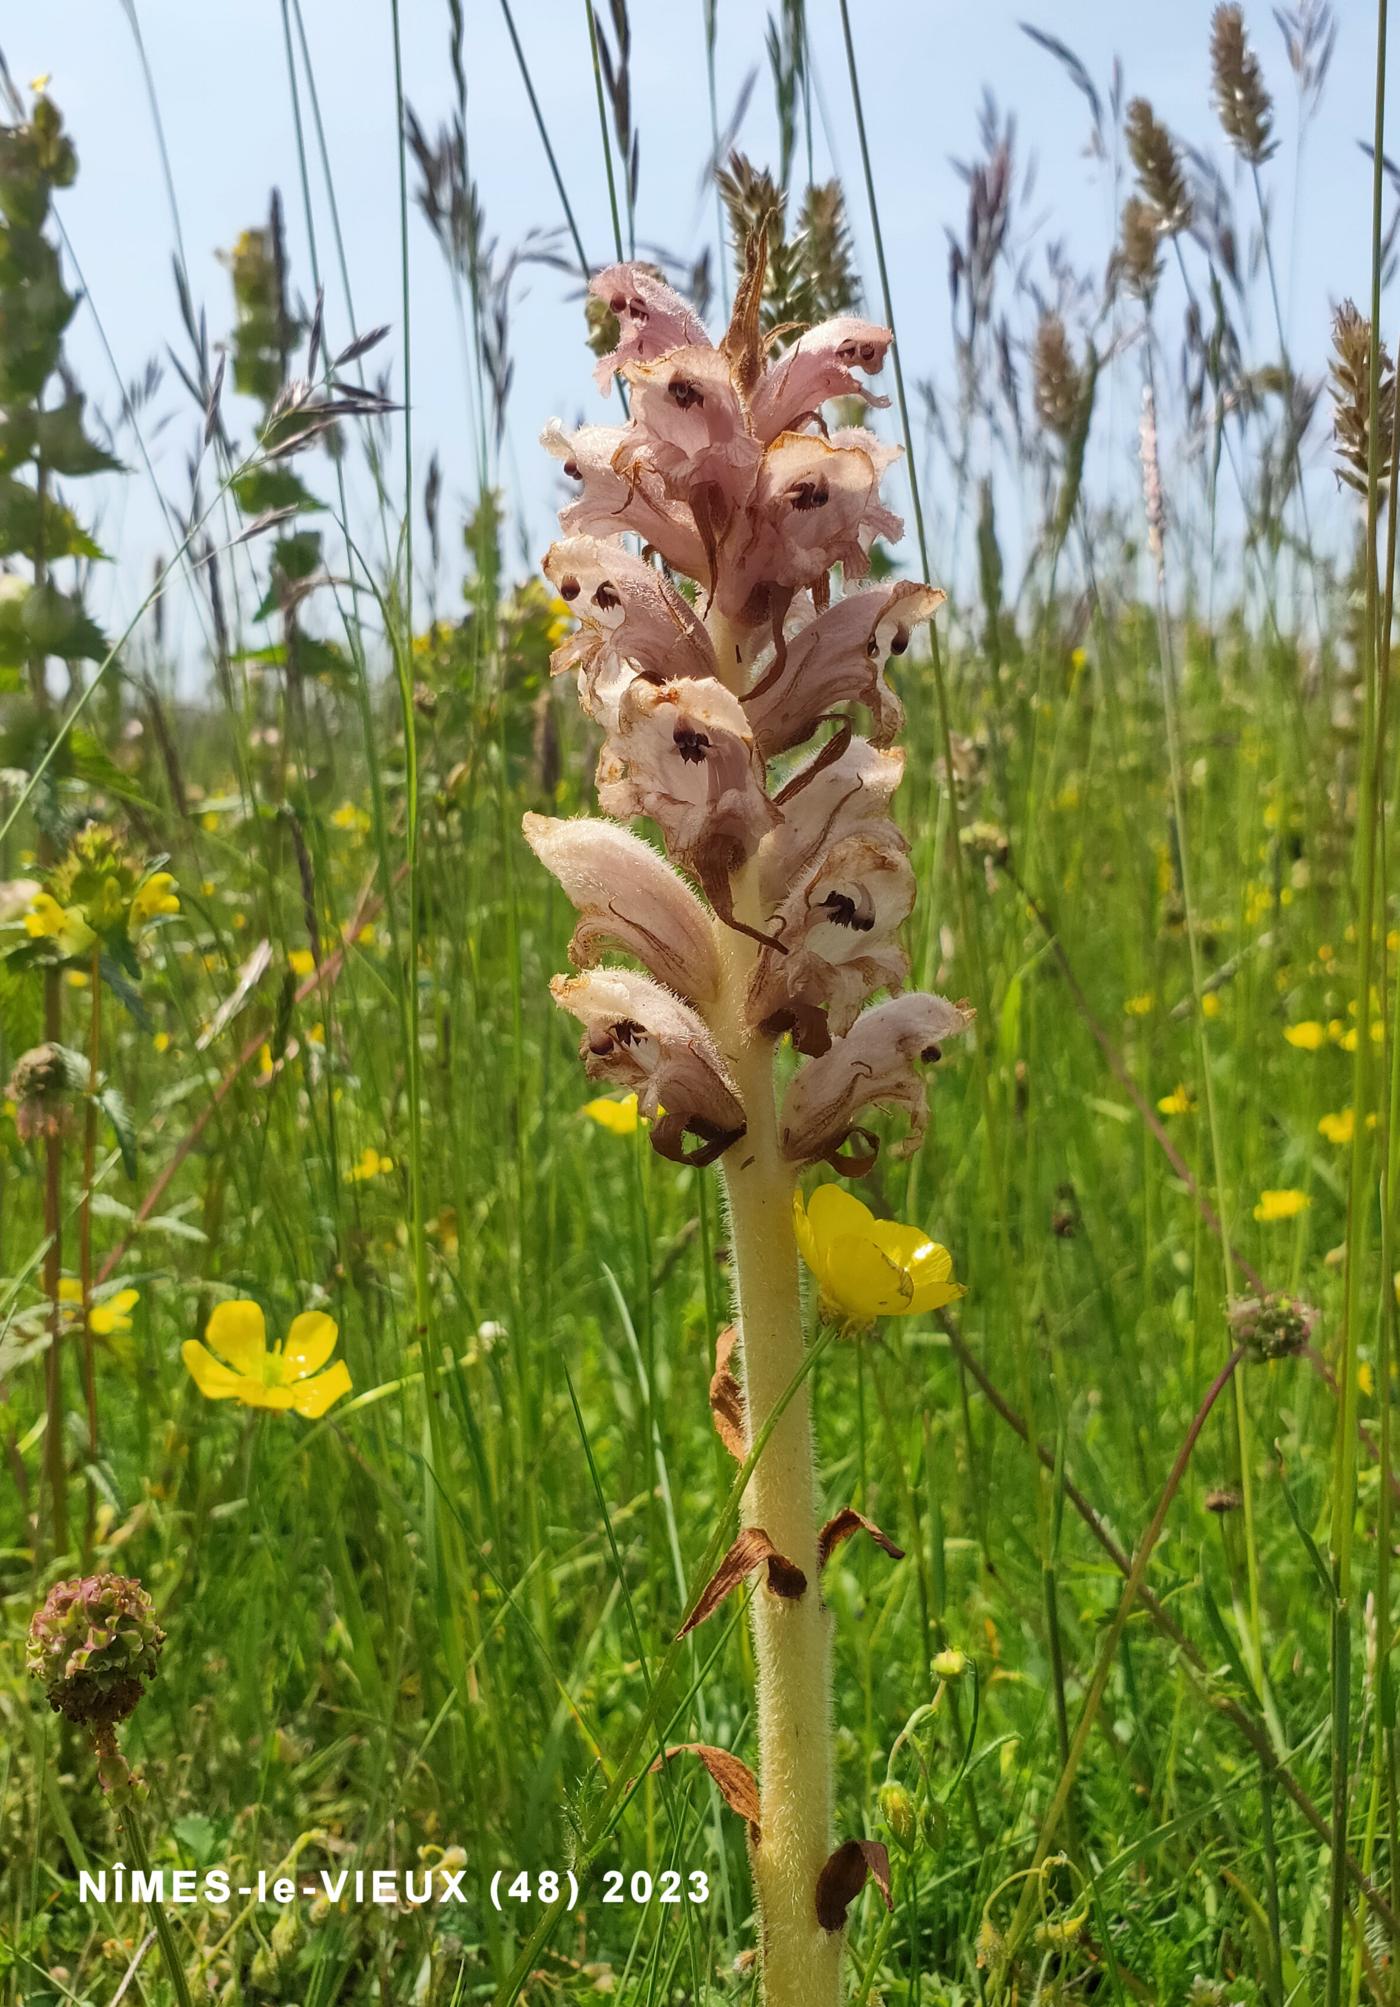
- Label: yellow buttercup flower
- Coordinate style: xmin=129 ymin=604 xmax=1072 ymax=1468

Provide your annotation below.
xmin=24 ymin=892 xmax=95 ymax=959
xmin=1317 ymin=1109 xmax=1355 ymax=1146
xmin=331 ymin=802 xmax=371 ymax=835
xmin=794 ymin=1186 xmax=964 ymax=1327
xmin=1283 ymin=1021 xmax=1326 ymax=1052
xmin=1156 ymin=1085 xmax=1193 ymax=1116
xmin=131 ymin=871 xmax=180 ymax=929
xmin=583 ymin=1093 xmax=643 ymax=1136
xmin=182 ymin=1300 xmax=351 ymax=1416
xmin=1124 ymin=992 xmax=1155 ymax=1018
xmin=57 ymin=1278 xmax=140 ymax=1337
xmin=1201 ymin=991 xmax=1222 ymax=1019
xmin=348 ymin=1145 xmax=394 ymax=1182
xmin=1253 ymin=1189 xmax=1310 ymax=1223
xmin=288 ymin=948 xmax=316 ymax=978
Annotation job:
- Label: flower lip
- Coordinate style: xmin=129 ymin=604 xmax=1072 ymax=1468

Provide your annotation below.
xmin=780 ymin=992 xmax=971 ymax=1170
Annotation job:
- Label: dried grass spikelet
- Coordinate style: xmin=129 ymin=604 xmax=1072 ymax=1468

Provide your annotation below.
xmin=1210 ymin=4 xmax=1277 ymax=165
xmin=1118 ymin=196 xmax=1162 ymax=304
xmin=1125 ymin=99 xmax=1193 ymax=235
xmin=1329 ymin=300 xmax=1397 ymax=496
xmin=1032 ymin=313 xmax=1083 ymax=441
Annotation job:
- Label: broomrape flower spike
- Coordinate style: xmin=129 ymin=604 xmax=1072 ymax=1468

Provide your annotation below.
xmin=528 ymin=241 xmax=969 ymax=2005
xmin=182 ymin=1300 xmax=352 ymax=1416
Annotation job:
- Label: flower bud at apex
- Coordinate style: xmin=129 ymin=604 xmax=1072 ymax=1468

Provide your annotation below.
xmin=6 ymin=1041 xmax=85 ymax=1142
xmin=270 ymin=1908 xmax=302 ymax=1963
xmin=1227 ymin=1292 xmax=1316 ymax=1362
xmin=27 ymin=1572 xmax=165 ymax=1728
xmin=877 ymin=1781 xmax=918 ymax=1850
xmin=249 ymin=1945 xmax=279 ymax=1991
xmin=932 ymin=1648 xmax=970 ymax=1682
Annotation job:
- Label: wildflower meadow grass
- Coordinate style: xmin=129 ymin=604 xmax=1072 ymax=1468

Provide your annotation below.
xmin=1 ymin=3 xmax=1399 ymax=2002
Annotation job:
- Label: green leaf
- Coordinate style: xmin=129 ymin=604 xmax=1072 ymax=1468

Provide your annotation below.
xmin=97 ymin=1084 xmax=137 ymax=1178
xmin=19 ymin=582 xmax=110 ymax=662
xmin=254 ymin=530 xmax=324 ymax=620
xmin=0 ymin=476 xmax=105 ymax=560
xmin=68 ymin=728 xmax=158 ymax=812
xmin=32 ymin=395 xmax=124 ymax=476
xmin=233 ymin=464 xmax=322 ymax=518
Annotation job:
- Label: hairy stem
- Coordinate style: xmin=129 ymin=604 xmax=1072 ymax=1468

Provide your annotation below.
xmin=709 ymin=633 xmax=838 ymax=2001
xmin=79 ymin=945 xmax=102 ymax=1563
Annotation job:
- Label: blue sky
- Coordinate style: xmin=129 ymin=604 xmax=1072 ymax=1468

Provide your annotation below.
xmin=3 ymin=1 xmax=1396 ymax=655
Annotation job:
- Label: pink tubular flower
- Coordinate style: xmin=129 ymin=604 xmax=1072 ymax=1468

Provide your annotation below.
xmin=542 ymin=534 xmax=716 ymax=722
xmin=779 ymin=993 xmax=972 ymax=1170
xmin=589 ymin=262 xmax=712 ymax=392
xmin=550 ymin=968 xmax=745 ymax=1165
xmin=522 ymin=814 xmax=722 ymax=1006
xmin=530 ymin=248 xmax=965 ymax=1177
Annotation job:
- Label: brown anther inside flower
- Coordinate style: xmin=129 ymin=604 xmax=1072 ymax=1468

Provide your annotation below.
xmin=674 ymin=726 xmax=712 ymax=764
xmin=563 ymin=459 xmax=580 ymax=479
xmin=610 ymin=1017 xmax=645 ymax=1047
xmin=593 ymin=580 xmax=620 ymax=610
xmin=558 ymin=576 xmax=580 ymax=599
xmin=789 ymin=479 xmax=830 ymax=511
xmin=668 ymin=377 xmax=704 ymax=410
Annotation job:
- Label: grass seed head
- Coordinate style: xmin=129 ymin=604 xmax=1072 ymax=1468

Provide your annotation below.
xmin=1125 ymin=99 xmax=1193 ymax=234
xmin=1032 ymin=313 xmax=1083 ymax=441
xmin=1118 ymin=196 xmax=1163 ymax=304
xmin=1329 ymin=299 xmax=1396 ymax=496
xmin=1210 ymin=4 xmax=1277 ymax=164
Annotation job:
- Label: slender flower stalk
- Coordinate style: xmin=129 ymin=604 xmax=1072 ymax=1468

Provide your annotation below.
xmin=528 ymin=246 xmax=966 ymax=2003
xmin=28 ymin=1574 xmax=193 ymax=2007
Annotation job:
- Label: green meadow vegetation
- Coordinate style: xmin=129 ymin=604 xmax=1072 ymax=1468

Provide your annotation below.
xmin=1 ymin=2 xmax=1399 ymax=2001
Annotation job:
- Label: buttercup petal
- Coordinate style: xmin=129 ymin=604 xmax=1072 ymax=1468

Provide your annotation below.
xmin=826 ymin=1233 xmax=915 ymax=1318
xmin=288 ymin=1359 xmax=352 ymax=1419
xmin=282 ymin=1311 xmax=339 ymax=1380
xmin=181 ymin=1339 xmax=252 ymax=1401
xmin=804 ymin=1182 xmax=878 ymax=1247
xmin=792 ymin=1190 xmax=822 ymax=1278
xmin=204 ymin=1299 xmax=268 ymax=1375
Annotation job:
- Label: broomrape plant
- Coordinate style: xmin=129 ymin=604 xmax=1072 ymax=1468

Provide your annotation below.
xmin=525 ymin=243 xmax=968 ymax=2005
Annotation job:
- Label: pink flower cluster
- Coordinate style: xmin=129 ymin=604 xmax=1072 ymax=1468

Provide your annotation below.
xmin=526 ymin=254 xmax=968 ymax=1172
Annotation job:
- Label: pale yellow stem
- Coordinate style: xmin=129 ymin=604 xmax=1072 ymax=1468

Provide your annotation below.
xmin=709 ymin=822 xmax=842 ymax=2005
